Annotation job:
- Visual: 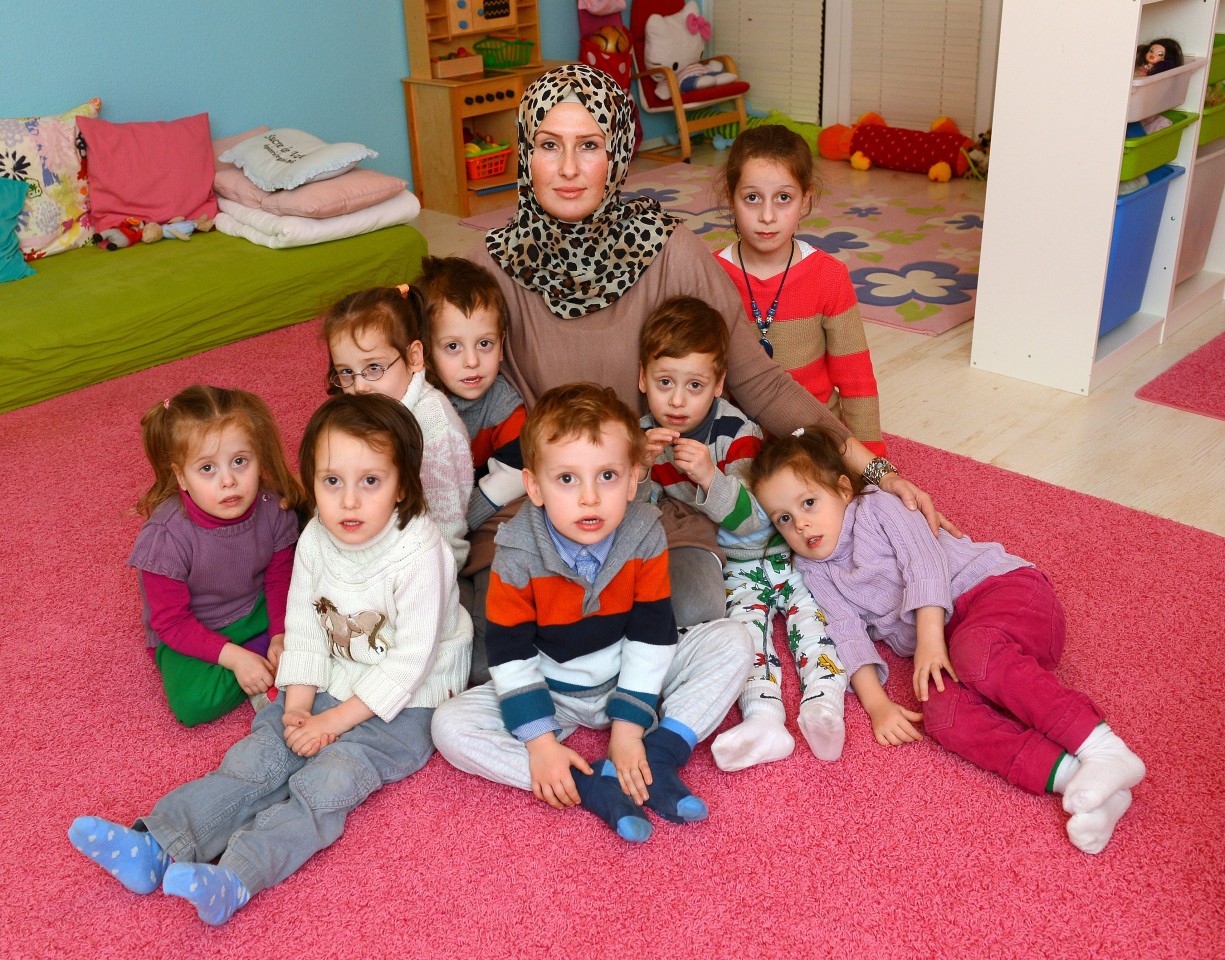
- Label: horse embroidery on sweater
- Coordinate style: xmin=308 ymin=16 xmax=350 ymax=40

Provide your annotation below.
xmin=313 ymin=597 xmax=388 ymax=661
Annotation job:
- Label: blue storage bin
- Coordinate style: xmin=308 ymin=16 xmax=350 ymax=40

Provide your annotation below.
xmin=1100 ymin=164 xmax=1185 ymax=335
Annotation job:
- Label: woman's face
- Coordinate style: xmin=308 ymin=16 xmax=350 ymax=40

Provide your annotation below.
xmin=528 ymin=101 xmax=610 ymax=222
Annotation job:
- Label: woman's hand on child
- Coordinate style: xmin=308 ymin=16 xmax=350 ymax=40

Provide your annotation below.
xmin=219 ymin=643 xmax=275 ymax=695
xmin=866 ymin=699 xmax=925 ymax=746
xmin=527 ymin=733 xmax=594 ymax=809
xmin=672 ymin=438 xmax=716 ymax=492
xmin=877 ymin=473 xmax=962 ymax=539
xmin=608 ymin=720 xmax=652 ymax=805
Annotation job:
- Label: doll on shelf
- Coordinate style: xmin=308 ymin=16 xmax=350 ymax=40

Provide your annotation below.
xmin=1135 ymin=38 xmax=1184 ymax=78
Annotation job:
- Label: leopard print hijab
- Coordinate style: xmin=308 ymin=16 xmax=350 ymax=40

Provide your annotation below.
xmin=486 ymin=63 xmax=681 ymax=319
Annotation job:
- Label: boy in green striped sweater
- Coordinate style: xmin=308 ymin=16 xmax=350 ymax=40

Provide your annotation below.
xmin=638 ymin=296 xmax=849 ymax=773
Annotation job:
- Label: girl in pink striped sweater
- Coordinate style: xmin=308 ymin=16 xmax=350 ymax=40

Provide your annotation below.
xmin=714 ymin=125 xmax=886 ymax=456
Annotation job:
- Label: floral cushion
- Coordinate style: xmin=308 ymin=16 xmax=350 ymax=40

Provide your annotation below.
xmin=0 ymin=99 xmax=100 ymax=260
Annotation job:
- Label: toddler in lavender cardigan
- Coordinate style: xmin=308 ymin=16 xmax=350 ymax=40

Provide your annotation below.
xmin=747 ymin=423 xmax=1146 ymax=855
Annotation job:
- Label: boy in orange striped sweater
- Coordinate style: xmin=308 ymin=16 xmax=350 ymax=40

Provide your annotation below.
xmin=431 ymin=383 xmax=749 ymax=843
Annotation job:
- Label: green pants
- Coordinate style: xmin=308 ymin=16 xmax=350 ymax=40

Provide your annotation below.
xmin=155 ymin=594 xmax=270 ymax=728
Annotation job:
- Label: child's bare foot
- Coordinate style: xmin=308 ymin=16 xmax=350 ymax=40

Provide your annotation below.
xmin=798 ymin=700 xmax=845 ymax=761
xmin=712 ymin=715 xmax=795 ymax=772
xmin=1066 ymin=789 xmax=1133 ymax=854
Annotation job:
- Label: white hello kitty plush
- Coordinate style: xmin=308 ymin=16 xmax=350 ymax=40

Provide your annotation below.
xmin=643 ymin=1 xmax=737 ymax=101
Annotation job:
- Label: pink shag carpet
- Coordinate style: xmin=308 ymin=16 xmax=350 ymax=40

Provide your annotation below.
xmin=1135 ymin=328 xmax=1225 ymax=421
xmin=2 ymin=319 xmax=1223 ymax=960
xmin=460 ymin=162 xmax=984 ymax=336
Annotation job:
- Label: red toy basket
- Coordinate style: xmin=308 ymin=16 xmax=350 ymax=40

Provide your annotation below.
xmin=464 ymin=145 xmax=512 ymax=180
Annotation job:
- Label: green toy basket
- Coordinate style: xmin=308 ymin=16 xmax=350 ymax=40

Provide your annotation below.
xmin=1120 ymin=110 xmax=1196 ymax=180
xmin=1210 ymin=34 xmax=1225 ymax=85
xmin=1200 ymin=100 xmax=1225 ymax=146
xmin=473 ymin=36 xmax=534 ymax=70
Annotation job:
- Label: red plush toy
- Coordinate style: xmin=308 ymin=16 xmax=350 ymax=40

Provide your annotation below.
xmin=818 ymin=113 xmax=976 ymax=182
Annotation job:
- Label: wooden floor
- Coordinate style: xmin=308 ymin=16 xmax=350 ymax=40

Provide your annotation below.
xmin=413 ymin=147 xmax=1225 ymax=538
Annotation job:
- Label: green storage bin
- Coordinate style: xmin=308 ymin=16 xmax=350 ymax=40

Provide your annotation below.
xmin=1200 ymin=100 xmax=1225 ymax=145
xmin=1120 ymin=110 xmax=1196 ymax=180
xmin=1210 ymin=34 xmax=1225 ymax=84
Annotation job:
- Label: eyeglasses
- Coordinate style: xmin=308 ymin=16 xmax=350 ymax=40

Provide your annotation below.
xmin=327 ymin=354 xmax=402 ymax=389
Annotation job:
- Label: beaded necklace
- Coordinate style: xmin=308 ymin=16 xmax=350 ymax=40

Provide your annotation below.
xmin=736 ymin=239 xmax=795 ymax=358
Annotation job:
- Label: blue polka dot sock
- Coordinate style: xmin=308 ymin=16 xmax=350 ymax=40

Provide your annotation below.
xmin=68 ymin=816 xmax=169 ymax=895
xmin=162 ymin=863 xmax=251 ymax=926
xmin=574 ymin=761 xmax=653 ymax=843
xmin=643 ymin=719 xmax=708 ymax=825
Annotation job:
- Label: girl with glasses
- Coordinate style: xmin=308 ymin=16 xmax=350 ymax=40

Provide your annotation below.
xmin=322 ymin=286 xmax=474 ymax=568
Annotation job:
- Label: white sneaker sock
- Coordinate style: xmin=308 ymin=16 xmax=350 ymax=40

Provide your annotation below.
xmin=1063 ymin=724 xmax=1145 ymax=814
xmin=712 ymin=713 xmax=795 ymax=772
xmin=1066 ymin=789 xmax=1133 ymax=854
xmin=797 ymin=699 xmax=845 ymax=761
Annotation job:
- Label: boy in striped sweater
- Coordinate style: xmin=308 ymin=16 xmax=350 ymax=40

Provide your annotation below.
xmin=638 ymin=297 xmax=850 ymax=773
xmin=431 ymin=382 xmax=749 ymax=843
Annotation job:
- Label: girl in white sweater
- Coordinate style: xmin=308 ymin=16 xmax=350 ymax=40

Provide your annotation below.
xmin=69 ymin=393 xmax=472 ymax=926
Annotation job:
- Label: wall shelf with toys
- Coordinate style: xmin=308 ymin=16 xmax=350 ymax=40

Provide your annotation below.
xmin=402 ymin=0 xmax=562 ymax=217
xmin=973 ymin=0 xmax=1225 ymax=394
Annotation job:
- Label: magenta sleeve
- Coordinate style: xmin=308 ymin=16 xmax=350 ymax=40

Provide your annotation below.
xmin=264 ymin=545 xmax=295 ymax=637
xmin=141 ymin=570 xmax=229 ymax=663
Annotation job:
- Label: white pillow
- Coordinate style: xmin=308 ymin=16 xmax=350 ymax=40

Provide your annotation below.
xmin=219 ymin=128 xmax=377 ymax=192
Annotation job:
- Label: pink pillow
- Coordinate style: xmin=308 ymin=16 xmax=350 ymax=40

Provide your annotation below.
xmin=78 ymin=113 xmax=218 ymax=231
xmin=213 ymin=166 xmax=408 ymax=219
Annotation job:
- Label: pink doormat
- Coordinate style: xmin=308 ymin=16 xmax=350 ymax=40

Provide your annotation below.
xmin=1135 ymin=328 xmax=1225 ymax=420
xmin=3 ymin=319 xmax=1221 ymax=958
xmin=460 ymin=162 xmax=985 ymax=336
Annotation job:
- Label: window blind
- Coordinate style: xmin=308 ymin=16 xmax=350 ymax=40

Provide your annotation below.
xmin=711 ymin=1 xmax=824 ymax=124
xmin=847 ymin=0 xmax=984 ymax=133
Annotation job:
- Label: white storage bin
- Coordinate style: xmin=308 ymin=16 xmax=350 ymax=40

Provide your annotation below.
xmin=1128 ymin=56 xmax=1205 ymax=122
xmin=1175 ymin=137 xmax=1225 ymax=282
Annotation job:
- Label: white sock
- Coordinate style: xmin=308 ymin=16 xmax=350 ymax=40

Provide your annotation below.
xmin=1063 ymin=724 xmax=1146 ymax=814
xmin=797 ymin=698 xmax=845 ymax=761
xmin=1066 ymin=789 xmax=1133 ymax=854
xmin=1049 ymin=753 xmax=1080 ymax=794
xmin=712 ymin=712 xmax=795 ymax=772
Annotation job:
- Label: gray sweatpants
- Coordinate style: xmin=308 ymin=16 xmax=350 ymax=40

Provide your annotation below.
xmin=139 ymin=692 xmax=433 ymax=896
xmin=431 ymin=618 xmax=750 ymax=790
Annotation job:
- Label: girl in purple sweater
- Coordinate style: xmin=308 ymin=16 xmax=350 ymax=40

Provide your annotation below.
xmin=129 ymin=385 xmax=305 ymax=726
xmin=748 ymin=424 xmax=1146 ymax=855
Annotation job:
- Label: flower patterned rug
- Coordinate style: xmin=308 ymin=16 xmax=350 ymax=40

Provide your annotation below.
xmin=460 ymin=160 xmax=986 ymax=337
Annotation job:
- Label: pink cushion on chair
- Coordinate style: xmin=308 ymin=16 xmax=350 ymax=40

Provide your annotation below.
xmin=77 ymin=113 xmax=218 ymax=231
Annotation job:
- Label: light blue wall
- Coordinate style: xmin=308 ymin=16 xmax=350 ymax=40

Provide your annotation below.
xmin=0 ymin=0 xmax=673 ymax=191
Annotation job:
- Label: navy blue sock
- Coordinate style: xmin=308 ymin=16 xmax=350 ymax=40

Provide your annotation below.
xmin=574 ymin=760 xmax=652 ymax=843
xmin=643 ymin=720 xmax=708 ymax=824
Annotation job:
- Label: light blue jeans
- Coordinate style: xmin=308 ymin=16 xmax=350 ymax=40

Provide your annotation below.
xmin=139 ymin=692 xmax=434 ymax=895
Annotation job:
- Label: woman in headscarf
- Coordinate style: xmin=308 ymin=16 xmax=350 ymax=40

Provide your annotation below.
xmin=464 ymin=63 xmax=945 ymax=634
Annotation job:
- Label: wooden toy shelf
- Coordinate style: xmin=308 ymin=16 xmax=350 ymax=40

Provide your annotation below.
xmin=402 ymin=0 xmax=560 ymax=217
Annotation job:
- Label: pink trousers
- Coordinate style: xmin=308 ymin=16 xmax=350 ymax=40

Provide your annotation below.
xmin=922 ymin=567 xmax=1103 ymax=794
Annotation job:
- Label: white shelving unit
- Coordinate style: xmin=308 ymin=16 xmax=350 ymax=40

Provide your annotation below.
xmin=972 ymin=0 xmax=1223 ymax=395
